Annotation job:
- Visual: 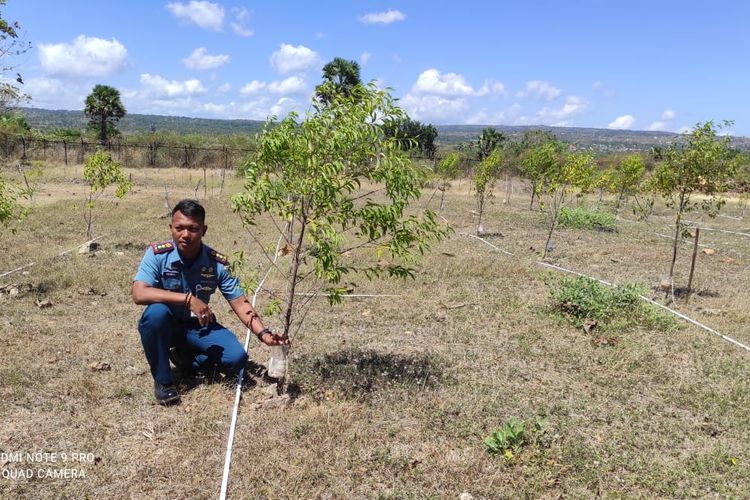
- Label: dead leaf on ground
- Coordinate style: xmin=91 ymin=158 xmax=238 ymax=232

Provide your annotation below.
xmin=440 ymin=302 xmax=470 ymax=310
xmin=582 ymin=318 xmax=597 ymax=334
xmin=36 ymin=298 xmax=53 ymax=309
xmin=90 ymin=361 xmax=112 ymax=371
xmin=278 ymin=243 xmax=294 ymax=256
xmin=702 ymin=248 xmax=716 ymax=255
xmin=593 ymin=335 xmax=619 ymax=346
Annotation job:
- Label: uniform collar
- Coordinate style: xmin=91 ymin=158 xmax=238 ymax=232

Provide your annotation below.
xmin=167 ymin=241 xmax=207 ymax=268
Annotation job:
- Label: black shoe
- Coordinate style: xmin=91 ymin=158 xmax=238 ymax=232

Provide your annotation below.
xmin=169 ymin=346 xmax=195 ymax=377
xmin=154 ymin=381 xmax=180 ymax=405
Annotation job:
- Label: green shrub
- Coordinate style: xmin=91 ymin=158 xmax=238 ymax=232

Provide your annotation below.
xmin=558 ymin=206 xmax=616 ymax=232
xmin=546 ymin=275 xmax=678 ymax=333
xmin=484 ymin=416 xmax=548 ymax=460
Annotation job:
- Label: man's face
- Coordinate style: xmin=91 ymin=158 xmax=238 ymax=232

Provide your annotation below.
xmin=169 ymin=210 xmax=206 ymax=255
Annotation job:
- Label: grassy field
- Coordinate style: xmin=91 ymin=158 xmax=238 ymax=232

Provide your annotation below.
xmin=1 ymin=162 xmax=749 ymax=498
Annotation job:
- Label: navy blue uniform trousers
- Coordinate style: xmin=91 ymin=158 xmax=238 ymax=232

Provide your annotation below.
xmin=138 ymin=303 xmax=248 ymax=385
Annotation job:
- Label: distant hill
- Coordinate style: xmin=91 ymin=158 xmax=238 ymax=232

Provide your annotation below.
xmin=17 ymin=107 xmax=266 ymax=136
xmin=436 ymin=124 xmax=750 ymax=153
xmin=15 ymin=107 xmax=750 ymax=153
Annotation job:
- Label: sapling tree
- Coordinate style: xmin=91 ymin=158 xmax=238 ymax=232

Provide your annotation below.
xmin=82 ymin=148 xmax=132 ymax=239
xmin=0 ymin=171 xmax=31 ymax=232
xmin=473 ymin=148 xmax=502 ymax=234
xmin=517 ymin=130 xmax=559 ymax=210
xmin=651 ymin=120 xmax=737 ymax=292
xmin=435 ymin=151 xmax=461 ymax=213
xmin=530 ymin=144 xmax=596 ymax=259
xmin=612 ymin=154 xmax=646 ymax=213
xmin=231 ymin=82 xmax=450 ymax=341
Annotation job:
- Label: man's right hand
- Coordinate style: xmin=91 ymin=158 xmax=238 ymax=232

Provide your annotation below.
xmin=189 ymin=296 xmax=213 ymax=327
xmin=259 ymin=330 xmax=290 ymax=347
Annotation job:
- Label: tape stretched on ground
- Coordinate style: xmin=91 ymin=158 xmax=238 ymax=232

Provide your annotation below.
xmin=0 ymin=234 xmax=109 ymax=280
xmin=219 ymin=232 xmax=285 ymax=500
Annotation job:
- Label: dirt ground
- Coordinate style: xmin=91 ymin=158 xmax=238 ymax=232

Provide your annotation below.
xmin=1 ymin=164 xmax=749 ymax=498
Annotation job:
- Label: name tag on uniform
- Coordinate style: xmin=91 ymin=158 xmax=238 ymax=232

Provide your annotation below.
xmin=163 ymin=270 xmax=180 ymax=279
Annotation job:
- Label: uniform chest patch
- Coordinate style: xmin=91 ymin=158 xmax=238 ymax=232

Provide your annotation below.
xmin=200 ymin=266 xmax=216 ymax=280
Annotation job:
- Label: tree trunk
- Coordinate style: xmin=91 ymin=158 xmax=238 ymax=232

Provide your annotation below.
xmin=439 ymin=181 xmax=446 ymax=213
xmin=529 ymin=182 xmax=537 ymax=210
xmin=668 ymin=193 xmax=686 ymax=282
xmin=542 ymin=214 xmax=556 ymax=260
xmin=476 ymin=192 xmax=485 ymax=234
xmin=100 ymin=116 xmax=107 ymax=144
xmin=283 ymin=212 xmax=308 ymax=337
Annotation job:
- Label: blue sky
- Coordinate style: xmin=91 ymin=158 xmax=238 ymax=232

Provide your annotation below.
xmin=4 ymin=1 xmax=749 ymax=134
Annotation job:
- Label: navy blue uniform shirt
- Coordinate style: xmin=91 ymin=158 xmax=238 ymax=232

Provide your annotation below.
xmin=134 ymin=241 xmax=242 ymax=320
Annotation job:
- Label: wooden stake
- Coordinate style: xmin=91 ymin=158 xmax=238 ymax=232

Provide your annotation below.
xmin=686 ymin=227 xmax=700 ymax=301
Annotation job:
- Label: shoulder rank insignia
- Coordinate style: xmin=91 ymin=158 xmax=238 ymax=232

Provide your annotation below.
xmin=151 ymin=241 xmax=175 ymax=254
xmin=209 ymin=249 xmax=229 ymax=265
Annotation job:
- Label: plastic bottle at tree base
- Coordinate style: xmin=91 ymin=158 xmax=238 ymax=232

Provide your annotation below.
xmin=267 ymin=345 xmax=289 ymax=379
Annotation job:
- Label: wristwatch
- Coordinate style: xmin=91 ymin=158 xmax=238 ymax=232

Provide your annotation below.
xmin=256 ymin=327 xmax=272 ymax=339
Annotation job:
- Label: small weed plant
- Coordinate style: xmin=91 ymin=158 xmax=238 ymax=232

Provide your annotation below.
xmin=484 ymin=416 xmax=548 ymax=460
xmin=547 ymin=275 xmax=678 ymax=333
xmin=558 ymin=206 xmax=617 ymax=232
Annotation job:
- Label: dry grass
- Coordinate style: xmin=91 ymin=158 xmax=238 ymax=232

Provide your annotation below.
xmin=1 ymin=162 xmax=750 ymax=498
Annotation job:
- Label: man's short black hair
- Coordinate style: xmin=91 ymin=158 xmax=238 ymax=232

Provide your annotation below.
xmin=172 ymin=199 xmax=205 ymax=223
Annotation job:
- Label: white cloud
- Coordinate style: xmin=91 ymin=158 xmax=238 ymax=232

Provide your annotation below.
xmin=231 ymin=23 xmax=253 ymax=37
xmin=229 ymin=96 xmax=300 ymax=120
xmin=217 ymin=82 xmax=231 ymax=93
xmin=466 ymin=104 xmax=521 ymax=125
xmin=400 ymin=94 xmax=468 ymax=122
xmin=270 ymin=44 xmax=320 ymax=74
xmin=239 ymin=76 xmax=307 ymax=96
xmin=608 ymin=114 xmax=636 ymax=129
xmin=182 ymin=47 xmax=230 ymax=70
xmin=39 ymin=35 xmax=128 ymax=78
xmin=202 ymin=102 xmax=229 ymax=115
xmin=592 ymin=80 xmax=615 ymax=98
xmin=166 ymin=1 xmax=225 ymax=31
xmin=268 ymin=75 xmax=307 ymax=94
xmin=411 ymin=69 xmax=484 ymax=97
xmin=358 ymin=9 xmax=406 ymax=24
xmin=230 ymin=7 xmax=254 ymax=37
xmin=491 ymin=82 xmax=507 ymax=95
xmin=520 ymin=96 xmax=587 ymax=126
xmin=648 ymin=121 xmax=669 ymax=131
xmin=516 ymin=80 xmax=561 ymax=101
xmin=240 ymin=80 xmax=266 ymax=95
xmin=139 ymin=73 xmax=207 ymax=98
xmin=270 ymin=97 xmax=298 ymax=118
xmin=361 ymin=52 xmax=371 ymax=65
xmin=648 ymin=110 xmax=677 ymax=131
xmin=677 ymin=126 xmax=691 ymax=134
xmin=22 ymin=76 xmax=87 ymax=109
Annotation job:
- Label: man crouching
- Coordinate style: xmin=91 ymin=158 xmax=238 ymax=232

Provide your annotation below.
xmin=132 ymin=199 xmax=288 ymax=404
